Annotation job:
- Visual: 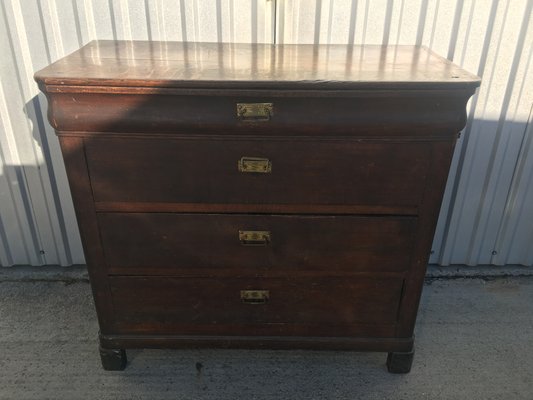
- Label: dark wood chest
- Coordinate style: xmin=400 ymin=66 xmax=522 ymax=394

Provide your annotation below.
xmin=35 ymin=41 xmax=479 ymax=373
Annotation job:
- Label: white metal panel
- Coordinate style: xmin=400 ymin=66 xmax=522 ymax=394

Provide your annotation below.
xmin=0 ymin=0 xmax=531 ymax=266
xmin=1 ymin=0 xmax=72 ymax=266
xmin=276 ymin=0 xmax=532 ymax=267
xmin=435 ymin=0 xmax=532 ymax=266
xmin=493 ymin=105 xmax=533 ymax=266
xmin=0 ymin=0 xmax=273 ymax=266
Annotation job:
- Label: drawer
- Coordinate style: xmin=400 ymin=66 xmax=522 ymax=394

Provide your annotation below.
xmin=45 ymin=92 xmax=466 ymax=137
xmin=108 ymin=276 xmax=404 ymax=336
xmin=98 ymin=213 xmax=417 ymax=274
xmin=85 ymin=138 xmax=431 ymax=207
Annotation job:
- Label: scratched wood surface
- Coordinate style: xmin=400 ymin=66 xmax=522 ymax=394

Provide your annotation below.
xmin=35 ymin=40 xmax=480 ymax=90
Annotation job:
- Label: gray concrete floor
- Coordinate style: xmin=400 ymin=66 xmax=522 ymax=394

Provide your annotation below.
xmin=0 ymin=277 xmax=532 ymax=399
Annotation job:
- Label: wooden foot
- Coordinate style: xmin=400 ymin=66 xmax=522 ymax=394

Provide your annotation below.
xmin=99 ymin=346 xmax=127 ymax=371
xmin=386 ymin=350 xmax=414 ymax=374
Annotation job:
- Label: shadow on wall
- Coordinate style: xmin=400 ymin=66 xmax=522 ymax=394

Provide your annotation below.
xmin=0 ymin=94 xmax=83 ymax=267
xmin=433 ymin=112 xmax=533 ymax=266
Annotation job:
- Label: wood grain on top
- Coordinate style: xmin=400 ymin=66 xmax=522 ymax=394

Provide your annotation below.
xmin=35 ymin=40 xmax=480 ymax=90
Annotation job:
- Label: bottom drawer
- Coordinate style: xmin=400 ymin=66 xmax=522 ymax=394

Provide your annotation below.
xmin=109 ymin=276 xmax=404 ymax=337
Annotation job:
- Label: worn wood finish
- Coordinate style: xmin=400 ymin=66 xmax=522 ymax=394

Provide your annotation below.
xmin=94 ymin=202 xmax=419 ymax=216
xmin=99 ymin=213 xmax=417 ymax=274
xmin=85 ymin=138 xmax=431 ymax=206
xmin=108 ymin=276 xmax=404 ymax=334
xmin=45 ymin=92 xmax=470 ymax=136
xmin=35 ymin=41 xmax=480 ymax=90
xmin=35 ymin=40 xmax=480 ymax=373
xmin=99 ymin=334 xmax=414 ymax=352
xmin=57 ymin=137 xmax=113 ymax=332
xmin=396 ymin=140 xmax=458 ymax=338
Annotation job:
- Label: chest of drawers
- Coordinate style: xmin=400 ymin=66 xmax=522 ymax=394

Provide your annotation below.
xmin=35 ymin=41 xmax=479 ymax=373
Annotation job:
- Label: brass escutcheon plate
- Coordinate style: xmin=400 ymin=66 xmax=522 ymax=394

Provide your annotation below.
xmin=236 ymin=102 xmax=273 ymax=121
xmin=238 ymin=157 xmax=272 ymax=173
xmin=240 ymin=290 xmax=270 ymax=304
xmin=239 ymin=230 xmax=271 ymax=245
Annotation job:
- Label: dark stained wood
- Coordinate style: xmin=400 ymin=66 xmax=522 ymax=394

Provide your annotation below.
xmin=94 ymin=202 xmax=418 ymax=216
xmin=387 ymin=350 xmax=415 ymax=373
xmin=35 ymin=41 xmax=480 ymax=372
xmin=98 ymin=213 xmax=417 ymax=274
xmin=108 ymin=276 xmax=404 ymax=335
xmin=85 ymin=138 xmax=431 ymax=207
xmin=34 ymin=41 xmax=480 ymax=90
xmin=57 ymin=137 xmax=113 ymax=332
xmin=99 ymin=333 xmax=414 ymax=352
xmin=99 ymin=346 xmax=127 ymax=371
xmin=35 ymin=42 xmax=478 ymax=137
xmin=396 ymin=140 xmax=458 ymax=338
xmin=43 ymin=92 xmax=471 ymax=136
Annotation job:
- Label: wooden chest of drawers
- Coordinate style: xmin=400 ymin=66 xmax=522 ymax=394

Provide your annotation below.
xmin=35 ymin=41 xmax=479 ymax=373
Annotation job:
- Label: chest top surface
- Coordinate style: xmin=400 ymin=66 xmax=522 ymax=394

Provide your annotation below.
xmin=35 ymin=40 xmax=480 ymax=91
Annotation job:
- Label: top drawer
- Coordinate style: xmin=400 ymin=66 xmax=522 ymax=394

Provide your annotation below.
xmin=44 ymin=93 xmax=469 ymax=136
xmin=85 ymin=138 xmax=431 ymax=207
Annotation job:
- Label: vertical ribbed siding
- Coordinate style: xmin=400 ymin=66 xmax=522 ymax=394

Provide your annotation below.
xmin=0 ymin=0 xmax=273 ymax=266
xmin=435 ymin=0 xmax=532 ymax=266
xmin=0 ymin=0 xmax=531 ymax=266
xmin=276 ymin=0 xmax=532 ymax=267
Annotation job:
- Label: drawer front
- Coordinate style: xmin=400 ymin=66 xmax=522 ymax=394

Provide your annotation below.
xmin=98 ymin=213 xmax=417 ymax=274
xmin=108 ymin=276 xmax=404 ymax=336
xmin=48 ymin=93 xmax=467 ymax=137
xmin=85 ymin=138 xmax=430 ymax=207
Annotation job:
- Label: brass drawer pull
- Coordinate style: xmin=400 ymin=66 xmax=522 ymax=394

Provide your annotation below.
xmin=241 ymin=290 xmax=269 ymax=304
xmin=236 ymin=102 xmax=273 ymax=121
xmin=239 ymin=230 xmax=271 ymax=246
xmin=238 ymin=157 xmax=272 ymax=173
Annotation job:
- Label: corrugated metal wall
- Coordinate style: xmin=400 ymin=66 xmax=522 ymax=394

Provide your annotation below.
xmin=0 ymin=0 xmax=531 ymax=267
